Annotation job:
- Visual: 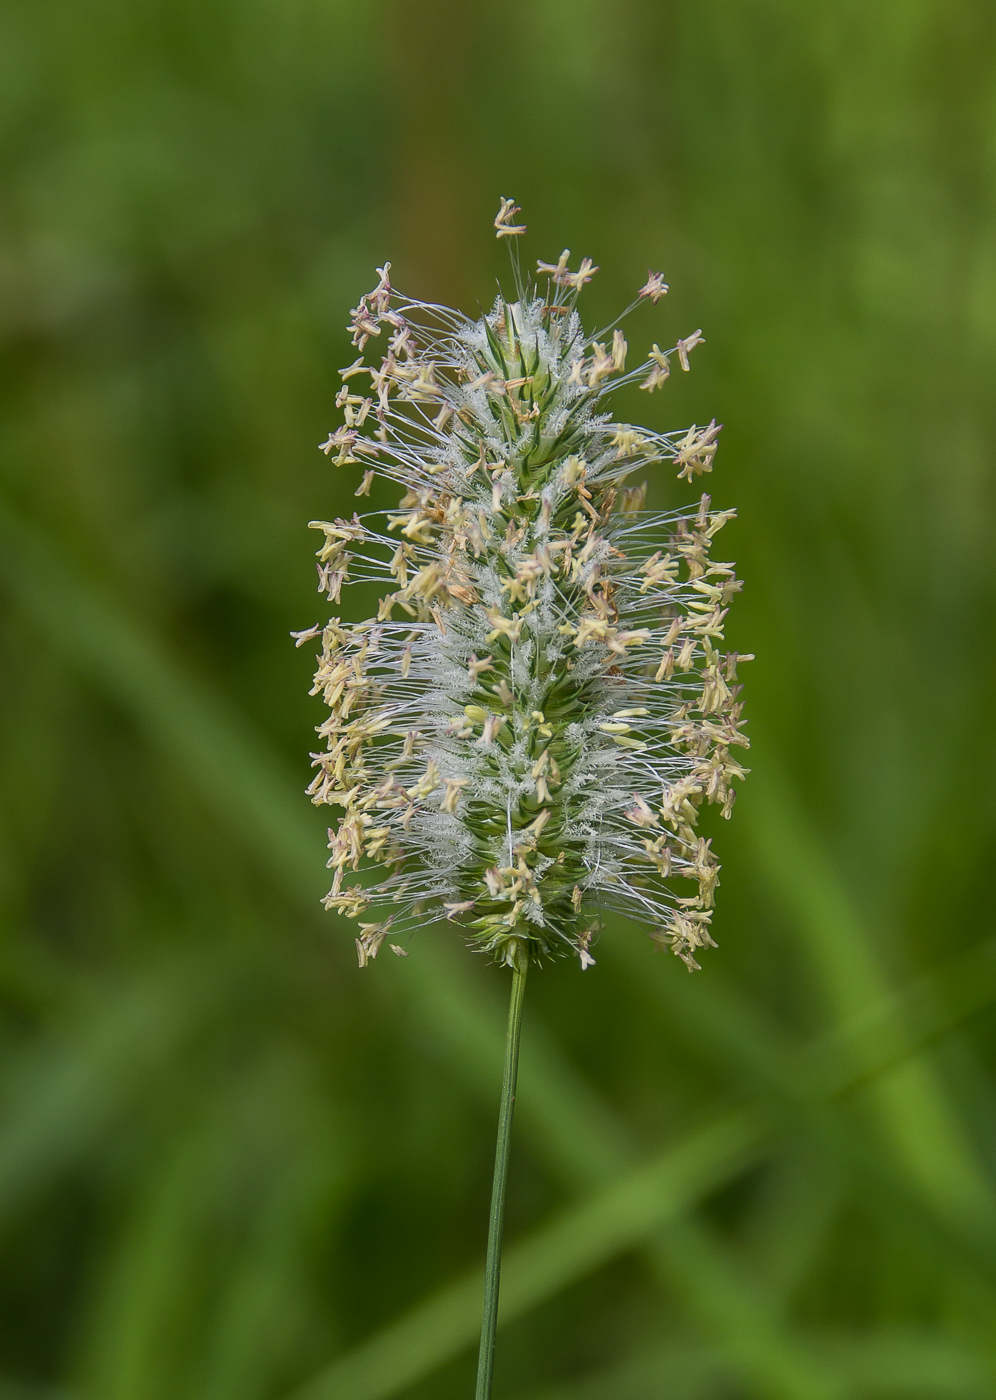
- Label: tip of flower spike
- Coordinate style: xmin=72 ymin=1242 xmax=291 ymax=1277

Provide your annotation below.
xmin=494 ymin=196 xmax=526 ymax=239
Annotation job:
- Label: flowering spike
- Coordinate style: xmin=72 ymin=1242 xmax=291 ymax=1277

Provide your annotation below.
xmin=302 ymin=204 xmax=750 ymax=971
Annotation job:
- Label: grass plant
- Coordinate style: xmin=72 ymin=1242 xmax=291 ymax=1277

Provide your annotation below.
xmin=302 ymin=205 xmax=747 ymax=1393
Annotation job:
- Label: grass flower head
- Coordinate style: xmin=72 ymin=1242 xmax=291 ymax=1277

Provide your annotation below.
xmin=302 ymin=201 xmax=750 ymax=973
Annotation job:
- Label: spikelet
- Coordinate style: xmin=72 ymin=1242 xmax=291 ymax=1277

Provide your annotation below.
xmin=299 ymin=200 xmax=751 ymax=973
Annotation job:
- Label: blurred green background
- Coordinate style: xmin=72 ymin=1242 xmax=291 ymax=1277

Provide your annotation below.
xmin=1 ymin=0 xmax=995 ymax=1397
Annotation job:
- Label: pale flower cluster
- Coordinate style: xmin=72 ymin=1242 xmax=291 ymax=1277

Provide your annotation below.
xmin=297 ymin=200 xmax=750 ymax=972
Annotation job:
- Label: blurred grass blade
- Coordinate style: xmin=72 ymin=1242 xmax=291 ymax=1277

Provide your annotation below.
xmin=291 ymin=1109 xmax=766 ymax=1400
xmin=401 ymin=935 xmax=844 ymax=1400
xmin=0 ymin=953 xmax=229 ymax=1225
xmin=745 ymin=754 xmax=996 ymax=1234
xmin=390 ymin=929 xmax=996 ymax=1400
xmin=79 ymin=1117 xmax=226 ymax=1400
xmin=78 ymin=1050 xmax=344 ymax=1400
xmin=0 ymin=506 xmax=325 ymax=897
xmin=519 ymin=1330 xmax=995 ymax=1400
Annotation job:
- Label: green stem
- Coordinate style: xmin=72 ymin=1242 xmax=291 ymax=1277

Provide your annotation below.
xmin=475 ymin=958 xmax=528 ymax=1400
